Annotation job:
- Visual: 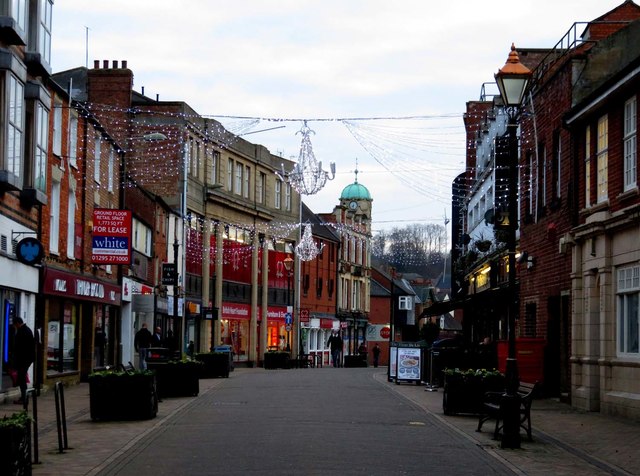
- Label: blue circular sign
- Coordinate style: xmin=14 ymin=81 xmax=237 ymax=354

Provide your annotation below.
xmin=16 ymin=237 xmax=44 ymax=266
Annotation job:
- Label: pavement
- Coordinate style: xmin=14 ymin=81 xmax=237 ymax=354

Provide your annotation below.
xmin=1 ymin=368 xmax=639 ymax=476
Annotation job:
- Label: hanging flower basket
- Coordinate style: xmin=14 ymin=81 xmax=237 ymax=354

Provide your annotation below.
xmin=475 ymin=240 xmax=492 ymax=253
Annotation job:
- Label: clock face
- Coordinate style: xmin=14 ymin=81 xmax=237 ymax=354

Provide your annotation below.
xmin=349 ymin=201 xmax=358 ymax=210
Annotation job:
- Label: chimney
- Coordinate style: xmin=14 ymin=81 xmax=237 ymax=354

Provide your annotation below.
xmin=103 ymin=60 xmax=108 ymax=68
xmin=141 ymin=86 xmax=145 ymax=96
xmin=112 ymin=60 xmax=119 ymax=69
xmin=94 ymin=60 xmax=100 ymax=69
xmin=122 ymin=60 xmax=127 ymax=69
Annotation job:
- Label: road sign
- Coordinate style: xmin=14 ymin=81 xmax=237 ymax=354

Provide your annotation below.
xmin=285 ymin=324 xmax=292 ymax=332
xmin=285 ymin=312 xmax=292 ymax=325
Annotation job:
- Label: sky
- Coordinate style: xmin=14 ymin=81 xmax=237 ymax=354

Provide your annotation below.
xmin=51 ymin=0 xmax=627 ymax=234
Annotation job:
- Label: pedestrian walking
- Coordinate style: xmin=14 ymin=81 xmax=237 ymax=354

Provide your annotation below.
xmin=327 ymin=331 xmax=343 ymax=368
xmin=372 ymin=343 xmax=381 ymax=368
xmin=134 ymin=323 xmax=153 ymax=370
xmin=11 ymin=317 xmax=35 ymax=404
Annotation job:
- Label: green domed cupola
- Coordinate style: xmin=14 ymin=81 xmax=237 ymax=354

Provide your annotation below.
xmin=340 ymin=166 xmax=371 ymax=201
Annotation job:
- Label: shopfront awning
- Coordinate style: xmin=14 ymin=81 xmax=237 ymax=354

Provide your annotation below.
xmin=420 ymin=299 xmax=464 ymax=318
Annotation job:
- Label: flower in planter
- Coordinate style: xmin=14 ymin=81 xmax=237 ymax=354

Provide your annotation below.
xmin=0 ymin=411 xmax=31 ymax=429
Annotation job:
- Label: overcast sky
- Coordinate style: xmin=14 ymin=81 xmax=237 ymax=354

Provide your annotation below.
xmin=52 ymin=0 xmax=627 ymax=234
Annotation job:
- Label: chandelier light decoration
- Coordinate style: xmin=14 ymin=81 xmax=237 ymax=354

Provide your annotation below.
xmin=295 ymin=223 xmax=325 ymax=261
xmin=277 ymin=120 xmax=335 ymax=195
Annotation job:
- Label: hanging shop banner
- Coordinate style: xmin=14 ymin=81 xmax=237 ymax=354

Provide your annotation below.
xmin=366 ymin=324 xmax=391 ymax=342
xmin=91 ymin=209 xmax=132 ymax=265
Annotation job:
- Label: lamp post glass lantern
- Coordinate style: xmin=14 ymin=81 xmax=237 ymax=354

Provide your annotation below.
xmin=494 ymin=43 xmax=531 ymax=449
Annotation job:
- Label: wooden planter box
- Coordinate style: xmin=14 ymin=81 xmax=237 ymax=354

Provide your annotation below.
xmin=442 ymin=372 xmax=505 ymax=416
xmin=148 ymin=362 xmax=202 ymax=398
xmin=344 ymin=355 xmax=367 ymax=368
xmin=263 ymin=352 xmax=290 ymax=369
xmin=195 ymin=352 xmax=231 ymax=378
xmin=89 ymin=372 xmax=158 ymax=421
xmin=0 ymin=413 xmax=31 ymax=476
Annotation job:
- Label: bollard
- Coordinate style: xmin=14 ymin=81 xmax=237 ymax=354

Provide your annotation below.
xmin=26 ymin=388 xmax=39 ymax=465
xmin=54 ymin=381 xmax=69 ymax=452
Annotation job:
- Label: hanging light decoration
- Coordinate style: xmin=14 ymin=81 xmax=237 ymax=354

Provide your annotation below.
xmin=295 ymin=223 xmax=324 ymax=261
xmin=277 ymin=120 xmax=335 ymax=195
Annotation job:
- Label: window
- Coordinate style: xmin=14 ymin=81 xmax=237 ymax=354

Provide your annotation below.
xmin=132 ymin=218 xmax=152 ymax=256
xmin=398 ymin=296 xmax=413 ymax=310
xmin=211 ymin=150 xmax=219 ymax=184
xmin=6 ymin=74 xmax=24 ymax=178
xmin=66 ymin=191 xmax=76 ymax=259
xmin=49 ymin=179 xmax=60 ymax=253
xmin=617 ymin=265 xmax=640 ymax=355
xmin=94 ymin=132 xmax=101 ymax=183
xmin=52 ymin=100 xmax=62 ymax=156
xmin=552 ymin=130 xmax=561 ymax=199
xmin=257 ymin=172 xmax=265 ymax=204
xmin=69 ymin=110 xmax=78 ymax=168
xmin=107 ymin=149 xmax=114 ymax=193
xmin=624 ymin=97 xmax=637 ymax=191
xmin=235 ymin=162 xmax=243 ymax=195
xmin=34 ymin=102 xmax=48 ymax=192
xmin=38 ymin=0 xmax=53 ymax=65
xmin=538 ymin=143 xmax=546 ymax=207
xmin=585 ymin=127 xmax=592 ymax=207
xmin=275 ymin=179 xmax=282 ymax=209
xmin=9 ymin=0 xmax=27 ymax=34
xmin=285 ymin=183 xmax=291 ymax=211
xmin=243 ymin=165 xmax=250 ymax=198
xmin=596 ymin=115 xmax=608 ymax=203
xmin=227 ymin=158 xmax=233 ymax=191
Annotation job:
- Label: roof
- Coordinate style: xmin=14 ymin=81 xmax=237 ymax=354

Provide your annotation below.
xmin=340 ymin=182 xmax=371 ymax=200
xmin=301 ymin=202 xmax=340 ymax=242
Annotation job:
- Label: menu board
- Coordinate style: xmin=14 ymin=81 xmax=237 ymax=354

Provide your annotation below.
xmin=396 ymin=347 xmax=421 ymax=381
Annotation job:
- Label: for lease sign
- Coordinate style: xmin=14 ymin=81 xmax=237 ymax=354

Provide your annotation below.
xmin=92 ymin=209 xmax=132 ymax=264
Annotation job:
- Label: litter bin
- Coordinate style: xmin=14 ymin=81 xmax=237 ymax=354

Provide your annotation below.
xmin=213 ymin=345 xmax=234 ymax=371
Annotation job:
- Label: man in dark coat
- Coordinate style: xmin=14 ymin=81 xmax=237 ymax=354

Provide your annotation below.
xmin=12 ymin=317 xmax=35 ymax=404
xmin=327 ymin=331 xmax=343 ymax=368
xmin=134 ymin=323 xmax=153 ymax=370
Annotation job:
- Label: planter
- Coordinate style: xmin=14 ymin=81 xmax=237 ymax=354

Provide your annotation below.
xmin=344 ymin=355 xmax=367 ymax=368
xmin=0 ymin=412 xmax=31 ymax=476
xmin=263 ymin=352 xmax=290 ymax=369
xmin=442 ymin=370 xmax=505 ymax=416
xmin=89 ymin=371 xmax=158 ymax=421
xmin=148 ymin=361 xmax=202 ymax=398
xmin=195 ymin=352 xmax=231 ymax=378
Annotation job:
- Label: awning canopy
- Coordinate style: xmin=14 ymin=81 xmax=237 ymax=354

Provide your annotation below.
xmin=420 ymin=299 xmax=464 ymax=318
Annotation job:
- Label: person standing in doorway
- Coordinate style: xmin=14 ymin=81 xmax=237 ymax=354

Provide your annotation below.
xmin=152 ymin=326 xmax=163 ymax=347
xmin=134 ymin=323 xmax=152 ymax=370
xmin=11 ymin=317 xmax=35 ymax=404
xmin=327 ymin=331 xmax=343 ymax=368
xmin=372 ymin=343 xmax=381 ymax=368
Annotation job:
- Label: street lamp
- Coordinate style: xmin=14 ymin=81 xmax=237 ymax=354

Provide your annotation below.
xmin=283 ymin=255 xmax=294 ymax=352
xmin=494 ymin=43 xmax=531 ymax=449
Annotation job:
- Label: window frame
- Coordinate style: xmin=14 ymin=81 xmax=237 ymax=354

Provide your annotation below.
xmin=623 ymin=96 xmax=637 ymax=192
xmin=49 ymin=179 xmax=60 ymax=253
xmin=33 ymin=101 xmax=48 ymax=192
xmin=617 ymin=265 xmax=640 ymax=357
xmin=596 ymin=114 xmax=608 ymax=203
xmin=585 ymin=127 xmax=592 ymax=208
xmin=6 ymin=73 xmax=25 ymax=178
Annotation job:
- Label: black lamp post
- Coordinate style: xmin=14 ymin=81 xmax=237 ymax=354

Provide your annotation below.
xmin=283 ymin=256 xmax=294 ymax=352
xmin=494 ymin=43 xmax=531 ymax=449
xmin=173 ymin=234 xmax=180 ymax=351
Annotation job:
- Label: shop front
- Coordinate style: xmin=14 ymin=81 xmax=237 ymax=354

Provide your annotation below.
xmin=265 ymin=307 xmax=287 ymax=351
xmin=43 ymin=268 xmax=121 ymax=384
xmin=303 ymin=316 xmax=337 ymax=367
xmin=220 ymin=302 xmax=250 ymax=363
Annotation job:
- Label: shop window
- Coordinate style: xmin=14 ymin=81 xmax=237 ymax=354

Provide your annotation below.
xmin=47 ymin=300 xmax=78 ymax=375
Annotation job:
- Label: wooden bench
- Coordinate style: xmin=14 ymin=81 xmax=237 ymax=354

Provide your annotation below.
xmin=476 ymin=381 xmax=539 ymax=440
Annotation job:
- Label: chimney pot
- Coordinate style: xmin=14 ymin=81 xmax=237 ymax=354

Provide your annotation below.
xmin=113 ymin=60 xmax=119 ymax=68
xmin=103 ymin=60 xmax=109 ymax=68
xmin=94 ymin=60 xmax=100 ymax=69
xmin=122 ymin=60 xmax=128 ymax=68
